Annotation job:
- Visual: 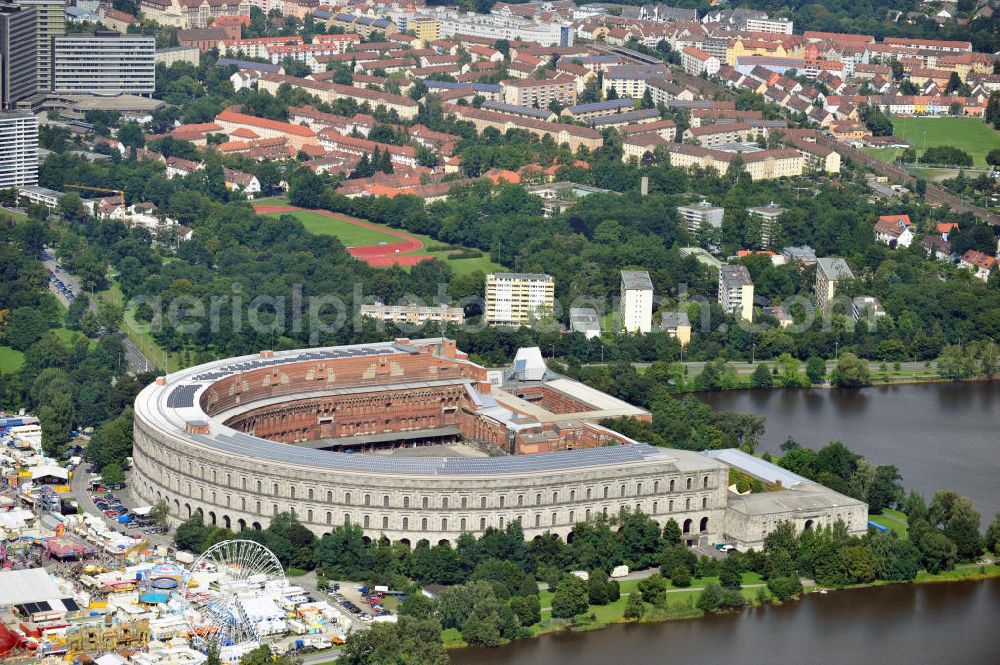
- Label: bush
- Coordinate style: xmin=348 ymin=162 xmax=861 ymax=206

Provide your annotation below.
xmin=624 ymin=591 xmax=645 ymax=619
xmin=551 ymin=574 xmax=589 ymax=619
xmin=637 ymin=574 xmax=668 ymax=607
xmin=696 ymin=584 xmax=725 ymax=613
xmin=670 ymin=565 xmax=692 ymax=588
xmin=766 ymin=576 xmax=803 ymax=600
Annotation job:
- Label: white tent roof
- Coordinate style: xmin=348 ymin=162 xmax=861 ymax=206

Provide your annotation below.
xmin=132 ymin=505 xmax=153 ymax=516
xmin=0 ymin=568 xmax=61 ymax=605
xmin=31 ymin=465 xmax=69 ymax=480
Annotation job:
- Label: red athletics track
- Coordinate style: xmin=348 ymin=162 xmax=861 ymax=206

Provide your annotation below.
xmin=253 ymin=204 xmax=432 ymax=267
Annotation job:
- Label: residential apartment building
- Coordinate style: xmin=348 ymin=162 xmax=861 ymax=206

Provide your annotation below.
xmin=0 ymin=110 xmax=38 ymax=187
xmin=815 ymin=257 xmax=854 ymax=315
xmin=53 ymin=32 xmax=155 ymax=95
xmin=659 ymin=144 xmax=805 ymax=181
xmin=19 ymin=0 xmax=63 ymax=92
xmin=677 ymin=200 xmax=724 ymax=236
xmin=620 ymin=270 xmax=654 ymax=334
xmin=409 ymin=16 xmax=440 ymax=43
xmin=502 ymin=74 xmax=577 ymax=108
xmin=718 ymin=264 xmax=754 ymax=322
xmin=484 ymin=273 xmax=555 ymax=326
xmin=746 ymin=202 xmax=786 ymax=248
xmin=360 ymin=301 xmax=465 ymax=327
xmin=745 ymin=16 xmax=793 ymax=34
xmin=436 ymin=12 xmax=573 ymax=47
xmin=0 ymin=1 xmax=37 ymax=109
xmin=681 ymin=46 xmax=720 ymax=77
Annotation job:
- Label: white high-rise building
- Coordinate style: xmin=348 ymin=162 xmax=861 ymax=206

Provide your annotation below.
xmin=718 ymin=264 xmax=754 ymax=322
xmin=484 ymin=273 xmax=555 ymax=326
xmin=0 ymin=111 xmax=38 ymax=188
xmin=53 ymin=31 xmax=155 ymax=95
xmin=677 ymin=200 xmax=724 ymax=236
xmin=620 ymin=270 xmax=653 ymax=334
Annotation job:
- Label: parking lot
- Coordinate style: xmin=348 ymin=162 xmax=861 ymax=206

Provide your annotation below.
xmin=327 ymin=582 xmax=395 ymax=623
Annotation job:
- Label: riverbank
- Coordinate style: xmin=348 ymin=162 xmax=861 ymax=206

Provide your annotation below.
xmin=443 ymin=562 xmax=1000 ymax=651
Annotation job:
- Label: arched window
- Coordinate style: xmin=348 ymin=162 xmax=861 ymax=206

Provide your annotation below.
xmin=669 ymin=499 xmax=674 ymax=512
xmin=421 ymin=518 xmax=428 ymax=531
xmin=620 ymin=484 xmax=626 ymax=497
xmin=653 ymin=501 xmax=658 ymax=513
xmin=442 ymin=518 xmax=448 ymax=531
xmin=363 ymin=515 xmax=370 ymax=528
xmin=383 ymin=516 xmax=389 ymax=529
xmin=257 ymin=480 xmax=262 ymax=493
xmin=570 ymin=489 xmax=576 ymax=501
xmin=344 ymin=513 xmax=350 ymax=525
xmin=586 ymin=488 xmax=592 ymax=500
xmin=653 ymin=480 xmax=659 ymax=493
xmin=383 ymin=495 xmax=389 ymax=507
xmin=345 ymin=492 xmax=352 ymax=505
xmin=273 ymin=483 xmax=279 ymax=495
xmin=686 ymin=478 xmax=693 ymax=490
xmin=364 ymin=494 xmax=371 ymax=506
xmin=551 ymin=512 xmax=557 ymax=526
xmin=499 ymin=496 xmax=505 ymax=508
xmin=637 ymin=482 xmax=643 ymax=495
xmin=569 ymin=510 xmax=575 ymax=522
xmin=308 ymin=488 xmax=314 ymax=501
xmin=669 ymin=479 xmax=675 ymax=492
xmin=479 ymin=517 xmax=486 ymax=530
xmin=404 ymin=496 xmax=410 ymax=508
xmin=703 ymin=475 xmax=709 ymax=489
xmin=326 ymin=511 xmax=332 ymax=524
xmin=422 ymin=497 xmax=429 ymax=509
xmin=460 ymin=517 xmax=467 ymax=531
xmin=307 ymin=509 xmax=313 ymax=521
xmin=536 ymin=493 xmax=542 ymax=506
xmin=585 ymin=508 xmax=591 ymax=520
xmin=272 ymin=504 xmax=278 ymax=516
xmin=702 ymin=497 xmax=708 ymax=509
xmin=603 ymin=486 xmax=609 ymax=499
xmin=517 ymin=495 xmax=523 ymax=507
xmin=290 ymin=486 xmax=295 ymax=499
xmin=327 ymin=490 xmax=332 ymax=502
xmin=534 ymin=514 xmax=541 ymax=527
xmin=402 ymin=517 xmax=409 ymax=530
xmin=499 ymin=516 xmax=504 ymax=529
xmin=442 ymin=497 xmax=449 ymax=509
xmin=685 ymin=498 xmax=691 ymax=510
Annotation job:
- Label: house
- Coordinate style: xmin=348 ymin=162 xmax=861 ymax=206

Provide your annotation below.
xmin=815 ymin=257 xmax=854 ymax=315
xmin=762 ymin=305 xmax=793 ymax=328
xmin=936 ymin=222 xmax=959 ymax=240
xmin=165 ymin=156 xmax=202 ymax=179
xmin=852 ymin=296 xmax=886 ymax=322
xmin=873 ymin=214 xmax=914 ymax=248
xmin=959 ymin=250 xmax=995 ymax=281
xmin=569 ymin=307 xmax=602 ymax=339
xmin=920 ymin=235 xmax=952 ymax=261
xmin=223 ymin=168 xmax=261 ymax=198
xmin=660 ymin=311 xmax=692 ymax=346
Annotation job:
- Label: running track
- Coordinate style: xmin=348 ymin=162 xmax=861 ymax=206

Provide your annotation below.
xmin=254 ymin=204 xmax=432 ymax=267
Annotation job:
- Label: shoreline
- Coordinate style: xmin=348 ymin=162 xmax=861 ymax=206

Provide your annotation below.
xmin=443 ymin=563 xmax=1000 ymax=651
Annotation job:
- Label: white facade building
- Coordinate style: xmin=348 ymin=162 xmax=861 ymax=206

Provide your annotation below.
xmin=620 ymin=270 xmax=654 ymax=334
xmin=0 ymin=111 xmax=38 ymax=188
xmin=53 ymin=31 xmax=155 ymax=95
xmin=484 ymin=272 xmax=555 ymax=326
xmin=718 ymin=264 xmax=754 ymax=322
xmin=436 ymin=12 xmax=573 ymax=47
xmin=745 ymin=17 xmax=793 ymax=34
xmin=677 ymin=200 xmax=724 ymax=236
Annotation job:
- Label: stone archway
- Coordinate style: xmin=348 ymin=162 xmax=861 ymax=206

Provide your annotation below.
xmin=683 ymin=518 xmax=692 ymax=534
xmin=223 ymin=515 xmax=231 ymax=530
xmin=804 ymin=519 xmax=815 ymax=530
xmin=700 ymin=516 xmax=709 ymax=532
xmin=237 ymin=518 xmax=246 ymax=532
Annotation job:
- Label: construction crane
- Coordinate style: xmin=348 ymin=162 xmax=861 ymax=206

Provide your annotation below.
xmin=66 ymin=184 xmax=126 ymax=200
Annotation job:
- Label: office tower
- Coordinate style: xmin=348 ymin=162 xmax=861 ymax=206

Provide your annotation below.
xmin=0 ymin=1 xmax=37 ymax=109
xmin=0 ymin=110 xmax=38 ymax=187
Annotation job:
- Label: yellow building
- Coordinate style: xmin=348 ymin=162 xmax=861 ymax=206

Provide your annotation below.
xmin=410 ymin=16 xmax=440 ymax=44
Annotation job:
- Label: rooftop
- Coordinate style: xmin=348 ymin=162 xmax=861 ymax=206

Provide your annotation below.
xmin=621 ymin=269 xmax=653 ymax=292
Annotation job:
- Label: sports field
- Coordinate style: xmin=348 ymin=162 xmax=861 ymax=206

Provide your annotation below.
xmin=890 ymin=117 xmax=1000 ymax=167
xmin=267 ymin=208 xmax=403 ymax=247
xmin=256 ymin=200 xmax=502 ymax=275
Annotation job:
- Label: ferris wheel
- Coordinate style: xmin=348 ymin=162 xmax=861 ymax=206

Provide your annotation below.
xmin=182 ymin=540 xmax=286 ymax=647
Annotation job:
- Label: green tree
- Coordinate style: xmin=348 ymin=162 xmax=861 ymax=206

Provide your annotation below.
xmin=637 ymin=573 xmax=667 ymax=607
xmin=696 ymin=583 xmax=725 ymax=613
xmin=662 ymin=518 xmax=682 ymax=546
xmin=550 ymin=574 xmax=589 ymax=619
xmin=867 ymin=465 xmax=903 ymax=514
xmin=670 ymin=565 xmax=692 ymax=588
xmin=342 ymin=616 xmax=448 ymax=665
xmin=984 ymin=512 xmax=1000 ymax=554
xmin=766 ymin=576 xmax=802 ymax=600
xmin=750 ymin=363 xmax=773 ymax=389
xmin=987 ymin=149 xmax=1000 ymax=168
xmin=623 ymin=591 xmax=645 ymax=619
xmin=587 ymin=569 xmax=610 ymax=605
xmin=102 ymin=463 xmax=125 ymax=487
xmin=832 ymin=353 xmax=871 ymax=388
xmin=719 ymin=557 xmax=742 ymax=589
xmin=509 ymin=594 xmax=541 ymax=627
xmin=806 ymin=356 xmax=826 ymax=384
xmin=149 ymin=499 xmax=170 ymax=526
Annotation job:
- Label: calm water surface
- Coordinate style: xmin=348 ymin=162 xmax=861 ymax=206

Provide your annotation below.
xmin=451 ymin=580 xmax=1000 ymax=665
xmin=697 ymin=381 xmax=1000 ymax=523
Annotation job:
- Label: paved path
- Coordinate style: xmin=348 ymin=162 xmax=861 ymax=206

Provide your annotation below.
xmin=41 ymin=248 xmax=155 ymax=374
xmin=253 ymin=204 xmax=431 ymax=267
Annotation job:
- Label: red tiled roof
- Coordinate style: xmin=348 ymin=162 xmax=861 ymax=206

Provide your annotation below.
xmin=216 ymin=109 xmax=316 ymax=137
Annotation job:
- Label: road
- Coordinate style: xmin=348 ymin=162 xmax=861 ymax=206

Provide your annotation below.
xmin=41 ymin=247 xmax=156 ymax=374
xmin=585 ymin=359 xmax=935 ymax=376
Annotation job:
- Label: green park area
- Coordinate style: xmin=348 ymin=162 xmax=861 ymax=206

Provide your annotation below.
xmin=257 ymin=198 xmax=502 ymax=277
xmin=863 ymin=117 xmax=1000 ymax=168
xmin=0 ymin=346 xmax=25 ymax=374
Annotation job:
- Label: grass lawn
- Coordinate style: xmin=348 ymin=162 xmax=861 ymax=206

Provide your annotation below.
xmin=915 ymin=564 xmax=1000 ymax=583
xmin=262 ymin=206 xmax=503 ymax=276
xmin=286 ymin=567 xmax=309 ymax=577
xmin=861 ymin=146 xmax=904 ymax=164
xmin=869 ymin=508 xmax=909 ymax=537
xmin=0 ymin=346 xmax=25 ymax=374
xmin=267 ymin=208 xmax=403 ymax=247
xmin=98 ymin=282 xmax=184 ymax=373
xmin=891 ymin=117 xmax=1000 ymax=167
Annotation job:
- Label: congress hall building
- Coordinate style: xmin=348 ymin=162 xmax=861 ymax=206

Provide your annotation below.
xmin=132 ymin=338 xmax=867 ymax=549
